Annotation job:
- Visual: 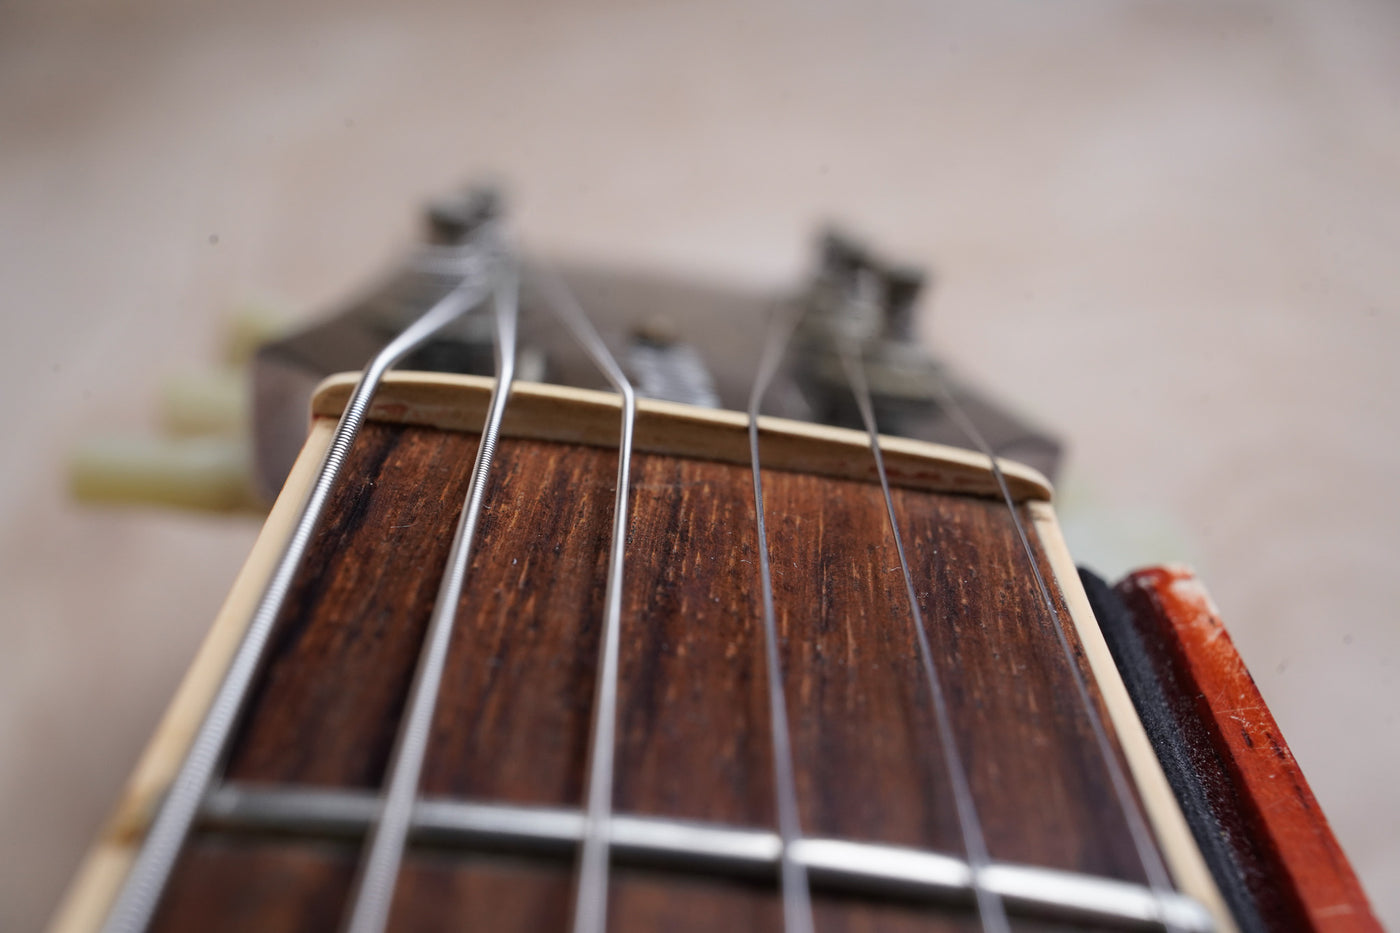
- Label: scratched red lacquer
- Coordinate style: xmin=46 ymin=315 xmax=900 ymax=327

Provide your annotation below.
xmin=1118 ymin=565 xmax=1380 ymax=933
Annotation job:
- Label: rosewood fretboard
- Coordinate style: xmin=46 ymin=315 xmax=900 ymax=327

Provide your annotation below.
xmin=145 ymin=416 xmax=1178 ymax=931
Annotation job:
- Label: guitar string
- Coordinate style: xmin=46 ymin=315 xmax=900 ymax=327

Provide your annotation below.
xmin=529 ymin=263 xmax=638 ymax=933
xmin=98 ymin=251 xmax=500 ymax=933
xmin=342 ymin=265 xmax=520 ymax=933
xmin=836 ymin=339 xmax=1010 ymax=933
xmin=925 ymin=371 xmax=1182 ymax=928
xmin=747 ymin=302 xmax=816 ymax=933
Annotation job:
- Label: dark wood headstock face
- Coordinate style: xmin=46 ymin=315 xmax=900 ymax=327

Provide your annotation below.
xmin=251 ymin=194 xmax=1060 ymax=503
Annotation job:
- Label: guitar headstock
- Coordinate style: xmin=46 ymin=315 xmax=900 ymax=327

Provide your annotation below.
xmin=251 ymin=185 xmax=1061 ymax=503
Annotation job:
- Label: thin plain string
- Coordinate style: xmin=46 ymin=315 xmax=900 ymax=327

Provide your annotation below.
xmin=530 ymin=264 xmax=638 ymax=933
xmin=342 ymin=266 xmax=520 ymax=933
xmin=926 ymin=371 xmax=1181 ymax=929
xmin=99 ymin=254 xmax=500 ymax=933
xmin=747 ymin=304 xmax=816 ymax=933
xmin=837 ymin=340 xmax=1010 ymax=933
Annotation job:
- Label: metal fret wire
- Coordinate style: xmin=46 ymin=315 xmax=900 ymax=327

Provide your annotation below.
xmin=529 ymin=264 xmax=638 ymax=933
xmin=98 ymin=259 xmax=497 ymax=933
xmin=837 ymin=340 xmax=1009 ymax=933
xmin=201 ymin=783 xmax=1217 ymax=932
xmin=926 ymin=373 xmax=1181 ymax=928
xmin=746 ymin=304 xmax=816 ymax=933
xmin=342 ymin=267 xmax=520 ymax=933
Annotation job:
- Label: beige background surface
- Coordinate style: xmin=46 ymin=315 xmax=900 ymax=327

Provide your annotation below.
xmin=2 ymin=0 xmax=1397 ymax=929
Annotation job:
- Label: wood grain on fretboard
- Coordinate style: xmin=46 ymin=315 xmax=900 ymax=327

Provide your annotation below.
xmin=147 ymin=418 xmax=1160 ymax=931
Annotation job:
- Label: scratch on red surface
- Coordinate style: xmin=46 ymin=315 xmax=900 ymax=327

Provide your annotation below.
xmin=1118 ymin=566 xmax=1380 ymax=933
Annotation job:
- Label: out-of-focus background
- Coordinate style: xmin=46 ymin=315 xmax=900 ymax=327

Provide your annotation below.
xmin=2 ymin=0 xmax=1397 ymax=929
